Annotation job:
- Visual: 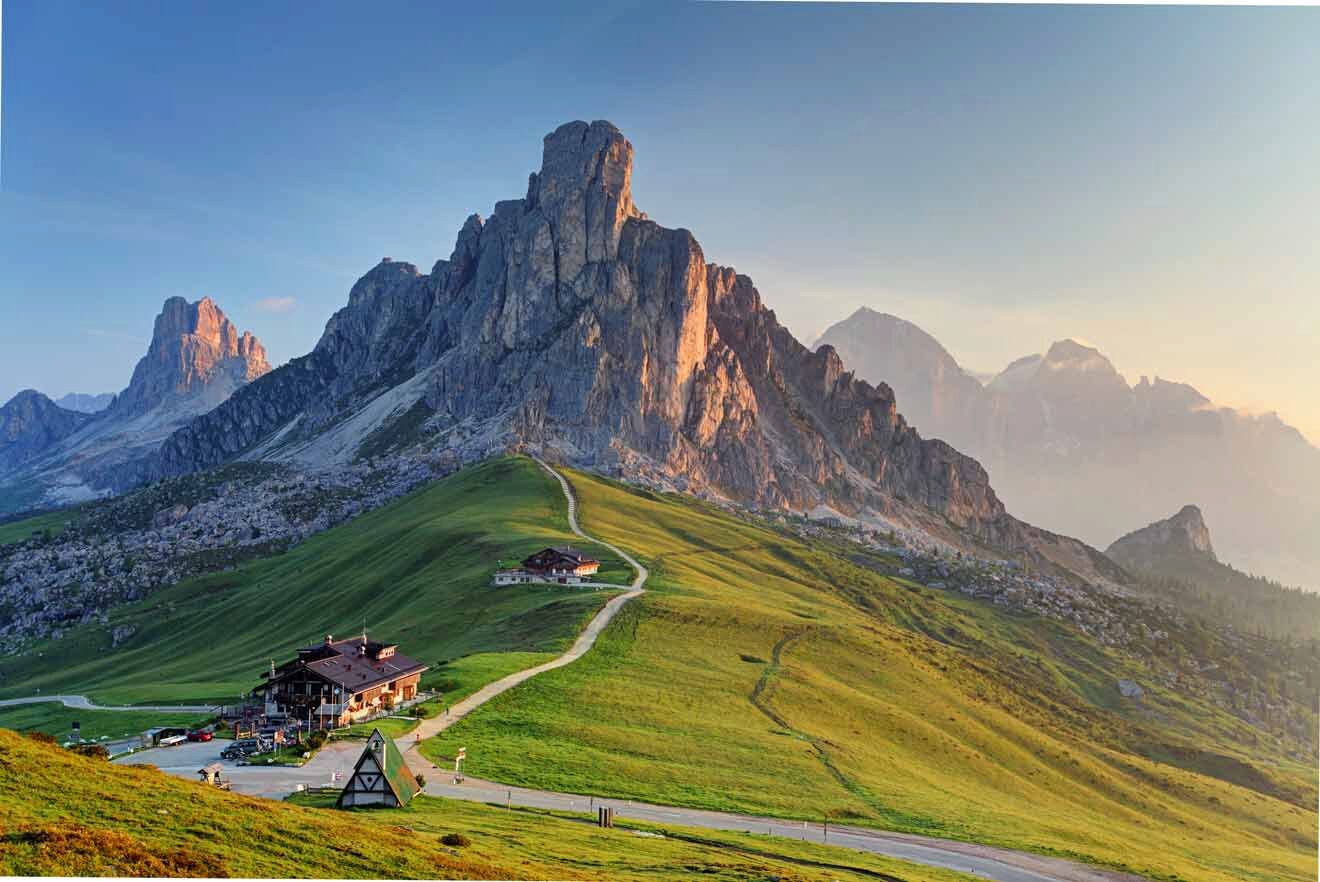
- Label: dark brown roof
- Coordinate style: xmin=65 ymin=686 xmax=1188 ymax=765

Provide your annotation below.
xmin=264 ymin=636 xmax=427 ymax=694
xmin=523 ymin=547 xmax=600 ymax=569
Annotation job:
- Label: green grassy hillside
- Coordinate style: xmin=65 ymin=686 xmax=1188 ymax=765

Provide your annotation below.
xmin=419 ymin=466 xmax=1317 ymax=882
xmin=0 ymin=729 xmax=979 ymax=881
xmin=3 ymin=456 xmax=1314 ymax=881
xmin=0 ymin=508 xmax=78 ymax=546
xmin=0 ymin=458 xmax=627 ymax=704
xmin=0 ymin=702 xmax=208 ymax=743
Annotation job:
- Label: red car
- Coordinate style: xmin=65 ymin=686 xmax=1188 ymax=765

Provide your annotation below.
xmin=186 ymin=729 xmax=213 ymax=742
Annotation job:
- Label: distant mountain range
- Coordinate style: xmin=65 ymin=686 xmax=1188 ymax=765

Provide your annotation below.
xmin=0 ymin=297 xmax=269 ymax=512
xmin=9 ymin=122 xmax=1304 ymax=596
xmin=53 ymin=393 xmax=113 ymax=414
xmin=41 ymin=120 xmax=1110 ymax=586
xmin=815 ymin=308 xmax=1320 ymax=590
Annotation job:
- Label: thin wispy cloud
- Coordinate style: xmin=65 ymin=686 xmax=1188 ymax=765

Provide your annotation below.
xmin=254 ymin=296 xmax=297 ymax=314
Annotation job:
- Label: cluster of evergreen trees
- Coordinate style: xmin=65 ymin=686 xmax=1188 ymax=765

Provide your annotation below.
xmin=1136 ymin=566 xmax=1320 ymax=643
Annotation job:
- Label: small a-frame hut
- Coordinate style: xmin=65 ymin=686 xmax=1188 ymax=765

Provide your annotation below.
xmin=336 ymin=728 xmax=420 ymax=808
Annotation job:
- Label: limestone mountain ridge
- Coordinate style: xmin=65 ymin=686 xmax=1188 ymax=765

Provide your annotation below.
xmin=146 ymin=121 xmax=1122 ymax=584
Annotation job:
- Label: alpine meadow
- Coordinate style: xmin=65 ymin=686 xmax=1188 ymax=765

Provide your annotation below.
xmin=1 ymin=4 xmax=1317 ymax=881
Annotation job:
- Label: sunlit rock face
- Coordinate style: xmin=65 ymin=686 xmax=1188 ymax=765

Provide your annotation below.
xmin=108 ymin=296 xmax=270 ymax=420
xmin=152 ymin=120 xmax=1127 ymax=581
xmin=0 ymin=297 xmax=270 ymax=508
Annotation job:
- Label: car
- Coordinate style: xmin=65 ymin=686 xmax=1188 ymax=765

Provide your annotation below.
xmin=186 ymin=729 xmax=213 ymax=742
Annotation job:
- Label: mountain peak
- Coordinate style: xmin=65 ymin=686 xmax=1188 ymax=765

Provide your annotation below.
xmin=109 ymin=296 xmax=270 ymax=420
xmin=524 ymin=120 xmax=639 ymax=271
xmin=54 ymin=392 xmax=114 ymax=414
xmin=1107 ymin=504 xmax=1217 ymax=564
xmin=1043 ymin=338 xmax=1111 ymax=366
xmin=154 ymin=120 xmax=1029 ymax=561
xmin=816 ymin=309 xmax=955 ymax=364
xmin=0 ymin=389 xmax=94 ymax=473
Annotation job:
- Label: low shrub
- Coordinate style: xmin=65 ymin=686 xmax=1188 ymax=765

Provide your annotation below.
xmin=71 ymin=743 xmax=111 ymax=761
xmin=440 ymin=833 xmax=470 ymax=848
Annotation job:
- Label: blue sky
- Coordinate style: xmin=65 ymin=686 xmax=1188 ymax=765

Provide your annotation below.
xmin=3 ymin=2 xmax=1317 ymax=439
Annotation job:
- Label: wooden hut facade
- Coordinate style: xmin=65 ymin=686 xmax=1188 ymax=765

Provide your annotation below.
xmin=336 ymin=729 xmax=420 ymax=808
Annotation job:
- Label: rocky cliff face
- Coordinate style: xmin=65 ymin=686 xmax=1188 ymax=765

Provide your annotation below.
xmin=158 ymin=121 xmax=1113 ymax=567
xmin=107 ymin=296 xmax=270 ymax=420
xmin=0 ymin=391 xmax=94 ymax=475
xmin=0 ymin=298 xmax=270 ymax=511
xmin=1107 ymin=504 xmax=1217 ymax=565
xmin=815 ymin=309 xmax=994 ymax=452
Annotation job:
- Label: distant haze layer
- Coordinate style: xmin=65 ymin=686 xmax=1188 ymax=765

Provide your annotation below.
xmin=816 ymin=308 xmax=1320 ymax=591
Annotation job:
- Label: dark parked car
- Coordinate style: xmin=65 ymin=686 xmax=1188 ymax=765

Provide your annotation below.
xmin=221 ymin=738 xmax=260 ymax=760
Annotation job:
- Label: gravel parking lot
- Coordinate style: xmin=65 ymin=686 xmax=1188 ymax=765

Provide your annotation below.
xmin=113 ymin=737 xmax=365 ymax=800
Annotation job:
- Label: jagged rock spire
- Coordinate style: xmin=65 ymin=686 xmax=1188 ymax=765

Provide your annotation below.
xmin=526 ymin=120 xmax=639 ymax=273
xmin=109 ymin=296 xmax=270 ymax=419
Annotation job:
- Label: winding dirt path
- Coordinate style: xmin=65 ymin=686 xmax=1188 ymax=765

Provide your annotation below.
xmin=397 ymin=456 xmax=646 ymax=756
xmin=397 ymin=457 xmax=1144 ymax=882
xmin=104 ymin=457 xmax=1141 ymax=881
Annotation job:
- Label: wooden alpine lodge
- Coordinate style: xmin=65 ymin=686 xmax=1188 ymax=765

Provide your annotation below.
xmin=257 ymin=633 xmax=428 ymax=730
xmin=493 ymin=546 xmax=601 ymax=586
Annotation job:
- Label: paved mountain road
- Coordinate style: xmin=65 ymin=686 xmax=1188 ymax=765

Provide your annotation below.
xmin=0 ymin=694 xmax=219 ymax=713
xmin=423 ymin=775 xmax=1143 ymax=882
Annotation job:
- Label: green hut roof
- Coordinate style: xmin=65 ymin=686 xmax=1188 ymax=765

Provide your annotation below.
xmin=377 ymin=731 xmax=420 ymax=804
xmin=337 ymin=728 xmax=420 ymax=807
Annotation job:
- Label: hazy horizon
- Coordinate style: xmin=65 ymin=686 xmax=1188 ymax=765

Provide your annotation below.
xmin=3 ymin=3 xmax=1316 ymax=442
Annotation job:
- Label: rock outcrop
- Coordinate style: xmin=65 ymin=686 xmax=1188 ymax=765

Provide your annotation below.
xmin=0 ymin=298 xmax=270 ymax=511
xmin=814 ymin=308 xmax=994 ymax=451
xmin=107 ymin=296 xmax=270 ymax=420
xmin=0 ymin=391 xmax=94 ymax=474
xmin=1108 ymin=504 xmax=1217 ymax=564
xmin=149 ymin=120 xmax=1122 ymax=582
